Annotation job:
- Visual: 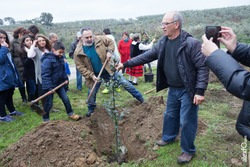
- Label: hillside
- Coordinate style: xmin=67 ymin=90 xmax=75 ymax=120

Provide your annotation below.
xmin=1 ymin=5 xmax=250 ymax=51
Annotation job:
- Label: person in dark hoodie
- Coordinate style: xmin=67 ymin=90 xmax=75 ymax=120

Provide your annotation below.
xmin=116 ymin=11 xmax=209 ymax=164
xmin=41 ymin=42 xmax=80 ymax=123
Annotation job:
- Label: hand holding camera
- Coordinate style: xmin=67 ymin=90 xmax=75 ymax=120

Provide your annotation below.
xmin=205 ymin=26 xmax=222 ymax=48
xmin=218 ymin=26 xmax=237 ymax=54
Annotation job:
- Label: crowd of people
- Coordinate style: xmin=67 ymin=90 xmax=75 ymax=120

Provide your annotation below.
xmin=0 ymin=10 xmax=249 ymax=164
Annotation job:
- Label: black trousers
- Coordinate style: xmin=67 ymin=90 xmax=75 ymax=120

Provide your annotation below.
xmin=0 ymin=88 xmax=15 ymax=117
xmin=236 ymin=100 xmax=250 ymax=141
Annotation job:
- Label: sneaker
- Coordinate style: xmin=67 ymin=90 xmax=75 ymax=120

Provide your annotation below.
xmin=177 ymin=152 xmax=195 ymax=164
xmin=132 ymin=82 xmax=138 ymax=85
xmin=102 ymin=88 xmax=109 ymax=94
xmin=116 ymin=88 xmax=121 ymax=92
xmin=128 ymin=80 xmax=132 ymax=84
xmin=149 ymin=69 xmax=152 ymax=73
xmin=51 ymin=108 xmax=60 ymax=112
xmin=9 ymin=111 xmax=25 ymax=116
xmin=69 ymin=114 xmax=80 ymax=121
xmin=86 ymin=110 xmax=94 ymax=117
xmin=0 ymin=115 xmax=15 ymax=122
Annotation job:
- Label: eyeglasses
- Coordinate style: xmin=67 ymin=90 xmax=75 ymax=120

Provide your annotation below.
xmin=160 ymin=21 xmax=177 ymax=27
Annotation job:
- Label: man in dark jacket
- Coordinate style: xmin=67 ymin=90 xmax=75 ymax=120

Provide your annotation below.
xmin=69 ymin=31 xmax=83 ymax=90
xmin=41 ymin=42 xmax=80 ymax=123
xmin=202 ymin=26 xmax=250 ymax=141
xmin=116 ymin=11 xmax=209 ymax=164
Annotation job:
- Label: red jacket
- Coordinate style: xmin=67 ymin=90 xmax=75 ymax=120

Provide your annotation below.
xmin=118 ymin=39 xmax=132 ymax=63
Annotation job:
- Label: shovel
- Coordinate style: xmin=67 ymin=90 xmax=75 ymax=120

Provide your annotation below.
xmin=86 ymin=58 xmax=109 ymax=104
xmin=30 ymin=81 xmax=67 ymax=115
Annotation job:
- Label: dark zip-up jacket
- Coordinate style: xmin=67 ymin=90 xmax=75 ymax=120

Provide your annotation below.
xmin=41 ymin=52 xmax=68 ymax=90
xmin=206 ymin=42 xmax=250 ymax=100
xmin=123 ymin=30 xmax=209 ymax=101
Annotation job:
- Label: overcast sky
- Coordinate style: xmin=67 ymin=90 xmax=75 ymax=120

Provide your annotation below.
xmin=2 ymin=0 xmax=250 ymax=23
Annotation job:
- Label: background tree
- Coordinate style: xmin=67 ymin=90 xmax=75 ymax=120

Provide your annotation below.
xmin=4 ymin=17 xmax=15 ymax=25
xmin=0 ymin=19 xmax=3 ymax=25
xmin=39 ymin=12 xmax=53 ymax=26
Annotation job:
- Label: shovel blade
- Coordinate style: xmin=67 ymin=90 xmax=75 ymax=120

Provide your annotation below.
xmin=31 ymin=103 xmax=46 ymax=116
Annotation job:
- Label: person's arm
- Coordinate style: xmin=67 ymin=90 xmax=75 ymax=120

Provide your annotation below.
xmin=138 ymin=39 xmax=155 ymax=50
xmin=123 ymin=39 xmax=160 ymax=68
xmin=28 ymin=40 xmax=38 ymax=58
xmin=206 ymin=49 xmax=250 ymax=100
xmin=0 ymin=46 xmax=9 ymax=64
xmin=74 ymin=52 xmax=95 ymax=80
xmin=231 ymin=42 xmax=250 ymax=67
xmin=41 ymin=59 xmax=53 ymax=90
xmin=118 ymin=41 xmax=125 ymax=56
xmin=69 ymin=41 xmax=77 ymax=59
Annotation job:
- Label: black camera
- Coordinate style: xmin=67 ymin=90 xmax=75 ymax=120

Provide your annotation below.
xmin=205 ymin=26 xmax=222 ymax=48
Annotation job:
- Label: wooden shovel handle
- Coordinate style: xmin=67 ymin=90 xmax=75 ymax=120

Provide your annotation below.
xmin=30 ymin=81 xmax=67 ymax=106
xmin=144 ymin=87 xmax=156 ymax=95
xmin=86 ymin=59 xmax=109 ymax=104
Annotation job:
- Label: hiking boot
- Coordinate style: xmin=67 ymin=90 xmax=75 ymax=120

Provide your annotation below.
xmin=177 ymin=152 xmax=195 ymax=164
xmin=102 ymin=88 xmax=109 ymax=94
xmin=86 ymin=110 xmax=94 ymax=117
xmin=9 ymin=111 xmax=25 ymax=116
xmin=0 ymin=115 xmax=15 ymax=122
xmin=69 ymin=114 xmax=80 ymax=121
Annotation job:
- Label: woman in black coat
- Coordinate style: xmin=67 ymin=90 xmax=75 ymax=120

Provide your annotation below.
xmin=20 ymin=35 xmax=36 ymax=102
xmin=10 ymin=27 xmax=29 ymax=102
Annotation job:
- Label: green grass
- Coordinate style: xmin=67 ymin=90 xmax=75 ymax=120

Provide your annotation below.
xmin=0 ymin=67 xmax=249 ymax=167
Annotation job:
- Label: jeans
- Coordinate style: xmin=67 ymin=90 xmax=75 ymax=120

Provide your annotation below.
xmin=76 ymin=68 xmax=82 ymax=90
xmin=236 ymin=100 xmax=250 ymax=140
xmin=87 ymin=72 xmax=144 ymax=111
xmin=162 ymin=87 xmax=198 ymax=154
xmin=143 ymin=63 xmax=152 ymax=70
xmin=43 ymin=86 xmax=73 ymax=121
xmin=27 ymin=79 xmax=36 ymax=95
xmin=0 ymin=88 xmax=15 ymax=117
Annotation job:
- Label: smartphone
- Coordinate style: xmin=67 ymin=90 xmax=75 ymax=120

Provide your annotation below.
xmin=205 ymin=26 xmax=221 ymax=48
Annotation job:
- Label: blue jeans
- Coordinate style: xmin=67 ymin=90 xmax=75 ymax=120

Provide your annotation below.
xmin=43 ymin=87 xmax=73 ymax=121
xmin=162 ymin=87 xmax=198 ymax=154
xmin=27 ymin=79 xmax=36 ymax=95
xmin=76 ymin=68 xmax=82 ymax=90
xmin=87 ymin=72 xmax=144 ymax=111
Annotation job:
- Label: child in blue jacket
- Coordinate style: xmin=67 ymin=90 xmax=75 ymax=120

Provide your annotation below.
xmin=41 ymin=42 xmax=80 ymax=123
xmin=0 ymin=29 xmax=25 ymax=122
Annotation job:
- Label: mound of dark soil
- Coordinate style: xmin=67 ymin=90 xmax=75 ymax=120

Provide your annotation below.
xmin=0 ymin=96 xmax=207 ymax=167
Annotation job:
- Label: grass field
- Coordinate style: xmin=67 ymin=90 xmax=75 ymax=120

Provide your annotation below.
xmin=0 ymin=67 xmax=249 ymax=167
